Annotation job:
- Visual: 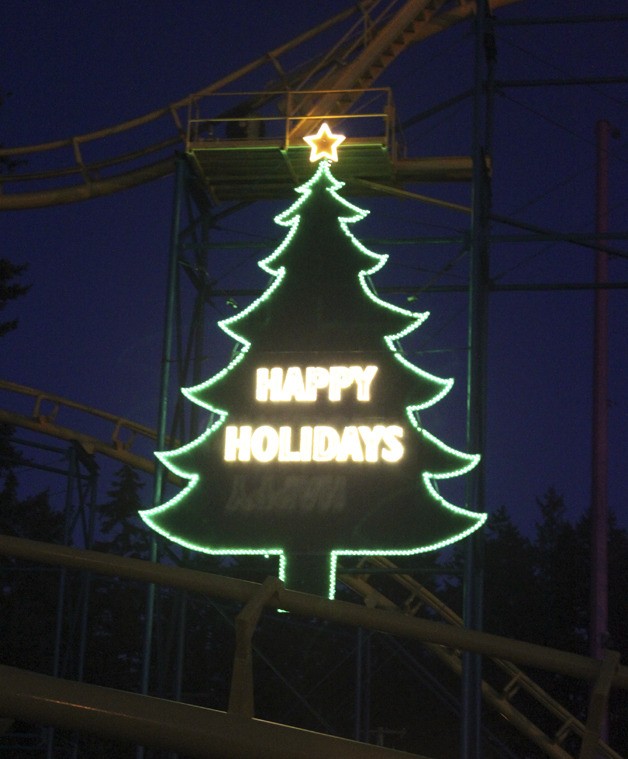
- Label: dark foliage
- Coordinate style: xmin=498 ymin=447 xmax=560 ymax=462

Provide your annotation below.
xmin=0 ymin=258 xmax=30 ymax=337
xmin=0 ymin=427 xmax=63 ymax=681
xmin=95 ymin=463 xmax=151 ymax=557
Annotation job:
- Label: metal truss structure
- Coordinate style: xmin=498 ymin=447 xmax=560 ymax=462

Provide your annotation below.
xmin=1 ymin=1 xmax=627 ymax=758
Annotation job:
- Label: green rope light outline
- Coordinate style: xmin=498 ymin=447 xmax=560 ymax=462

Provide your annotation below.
xmin=139 ymin=160 xmax=485 ymax=598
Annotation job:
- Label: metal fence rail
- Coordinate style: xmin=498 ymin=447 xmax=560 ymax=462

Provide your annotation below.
xmin=0 ymin=535 xmax=625 ymax=758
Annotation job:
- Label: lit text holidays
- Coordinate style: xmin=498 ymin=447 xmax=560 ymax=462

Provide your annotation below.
xmin=224 ymin=364 xmax=405 ymax=463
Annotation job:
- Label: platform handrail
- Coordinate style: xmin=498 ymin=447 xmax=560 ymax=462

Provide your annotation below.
xmin=0 ymin=1 xmax=520 ymax=209
xmin=345 ymin=557 xmax=623 ymax=759
xmin=0 ymin=534 xmax=626 ymax=689
xmin=185 ymin=87 xmax=397 ymax=156
xmin=0 ymin=663 xmax=429 ymax=759
xmin=1 ymin=536 xmax=626 ymax=757
xmin=0 ymin=379 xmax=178 ymax=470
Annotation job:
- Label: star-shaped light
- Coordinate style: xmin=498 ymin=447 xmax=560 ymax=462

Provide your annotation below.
xmin=303 ymin=122 xmax=346 ymax=162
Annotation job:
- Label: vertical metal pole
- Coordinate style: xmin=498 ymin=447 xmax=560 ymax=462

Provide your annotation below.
xmin=462 ymin=1 xmax=492 ymax=757
xmin=355 ymin=627 xmax=364 ymax=741
xmin=136 ymin=156 xmax=186 ymax=759
xmin=70 ymin=460 xmax=97 ymax=759
xmin=75 ymin=456 xmax=98 ymax=684
xmin=170 ymin=208 xmax=210 ymax=758
xmin=364 ymin=629 xmax=372 ymax=743
xmin=46 ymin=447 xmax=74 ymax=759
xmin=590 ymin=123 xmax=618 ymax=750
xmin=590 ymin=120 xmax=612 ymax=664
xmin=174 ymin=593 xmax=188 ymax=700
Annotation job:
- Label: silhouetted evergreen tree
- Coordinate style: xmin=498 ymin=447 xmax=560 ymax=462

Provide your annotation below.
xmin=442 ymin=490 xmax=628 ymax=757
xmin=0 ymin=257 xmax=29 ymax=337
xmin=96 ymin=464 xmax=150 ymax=557
xmin=0 ymin=426 xmax=63 ymax=678
xmin=478 ymin=505 xmax=539 ymax=640
xmin=533 ymin=488 xmax=589 ymax=653
xmin=88 ymin=465 xmax=151 ymax=693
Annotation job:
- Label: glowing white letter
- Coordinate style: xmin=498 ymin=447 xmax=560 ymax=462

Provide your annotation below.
xmin=282 ymin=366 xmax=306 ymax=402
xmin=300 ymin=426 xmax=313 ymax=461
xmin=353 ymin=365 xmax=378 ymax=401
xmin=224 ymin=425 xmax=252 ymax=462
xmin=304 ymin=366 xmax=330 ymax=401
xmin=250 ymin=426 xmax=279 ymax=462
xmin=381 ymin=426 xmax=404 ymax=462
xmin=328 ymin=366 xmax=353 ymax=401
xmin=278 ymin=425 xmax=302 ymax=461
xmin=358 ymin=425 xmax=383 ymax=462
xmin=256 ymin=367 xmax=285 ymax=402
xmin=313 ymin=426 xmax=339 ymax=462
xmin=337 ymin=426 xmax=364 ymax=462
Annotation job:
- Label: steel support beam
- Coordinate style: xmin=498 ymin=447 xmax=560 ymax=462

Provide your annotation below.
xmin=229 ymin=577 xmax=283 ymax=717
xmin=461 ymin=1 xmax=493 ymax=756
xmin=136 ymin=155 xmax=187 ymax=759
xmin=1 ymin=535 xmax=627 ymax=689
xmin=579 ymin=651 xmax=621 ymax=759
xmin=0 ymin=664 xmax=432 ymax=759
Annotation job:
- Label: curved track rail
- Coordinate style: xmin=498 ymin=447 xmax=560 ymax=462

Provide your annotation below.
xmin=0 ymin=378 xmax=165 ymax=475
xmin=0 ymin=0 xmax=519 ymax=210
xmin=0 ymin=531 xmax=625 ymax=759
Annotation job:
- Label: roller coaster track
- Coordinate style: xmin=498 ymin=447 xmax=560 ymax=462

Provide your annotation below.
xmin=0 ymin=378 xmax=166 ymax=475
xmin=0 ymin=377 xmax=621 ymax=759
xmin=0 ymin=0 xmax=520 ymax=210
xmin=344 ymin=558 xmax=622 ymax=759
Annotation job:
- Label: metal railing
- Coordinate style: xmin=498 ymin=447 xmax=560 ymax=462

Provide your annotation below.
xmin=186 ymin=88 xmax=399 ymax=157
xmin=0 ymin=535 xmax=626 ymax=758
xmin=346 ymin=557 xmax=624 ymax=759
xmin=0 ymin=379 xmax=175 ymax=475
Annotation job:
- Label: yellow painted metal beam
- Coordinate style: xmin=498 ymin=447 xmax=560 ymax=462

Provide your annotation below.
xmin=578 ymin=651 xmax=621 ymax=759
xmin=0 ymin=664 xmax=431 ymax=759
xmin=229 ymin=576 xmax=283 ymax=718
xmin=0 ymin=535 xmax=626 ymax=691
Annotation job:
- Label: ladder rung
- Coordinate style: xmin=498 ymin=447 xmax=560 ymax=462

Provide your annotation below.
xmin=403 ymin=597 xmax=423 ymax=616
xmin=502 ymin=672 xmax=523 ymax=700
xmin=554 ymin=718 xmax=574 ymax=743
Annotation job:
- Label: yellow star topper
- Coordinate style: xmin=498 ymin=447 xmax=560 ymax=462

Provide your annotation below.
xmin=303 ymin=122 xmax=346 ymax=163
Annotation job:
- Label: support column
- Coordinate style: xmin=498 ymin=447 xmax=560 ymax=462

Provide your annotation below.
xmin=137 ymin=156 xmax=187 ymax=759
xmin=461 ymin=1 xmax=494 ymax=757
xmin=590 ymin=120 xmax=618 ymax=663
xmin=589 ymin=120 xmax=619 ymax=750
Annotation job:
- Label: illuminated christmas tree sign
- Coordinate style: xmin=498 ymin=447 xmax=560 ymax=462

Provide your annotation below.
xmin=140 ymin=124 xmax=487 ymax=597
